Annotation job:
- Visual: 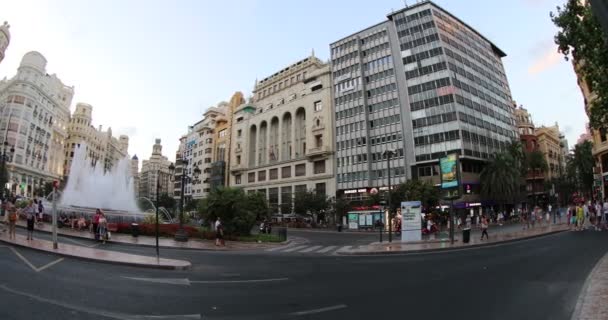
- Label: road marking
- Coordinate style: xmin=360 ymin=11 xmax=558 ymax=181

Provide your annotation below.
xmin=35 ymin=258 xmax=65 ymax=272
xmin=337 ymin=245 xmax=352 ymax=253
xmin=299 ymin=245 xmax=323 ymax=253
xmin=289 ymin=304 xmax=347 ymax=316
xmin=317 ymin=245 xmax=338 ymax=253
xmin=9 ymin=247 xmax=38 ymax=271
xmin=265 ymin=245 xmax=291 ymax=252
xmin=0 ymin=283 xmax=202 ymax=319
xmin=124 ymin=276 xmax=289 ymax=286
xmin=280 ymin=245 xmax=310 ymax=252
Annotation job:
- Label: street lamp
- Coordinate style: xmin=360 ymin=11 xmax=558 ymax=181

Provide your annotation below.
xmin=383 ymin=149 xmax=397 ymax=242
xmin=172 ymin=158 xmax=201 ymax=242
xmin=0 ymin=141 xmax=15 ymax=201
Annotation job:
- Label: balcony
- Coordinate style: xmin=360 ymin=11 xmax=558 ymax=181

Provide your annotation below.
xmin=230 ymin=163 xmax=247 ymax=173
xmin=306 ymin=145 xmax=332 ymax=160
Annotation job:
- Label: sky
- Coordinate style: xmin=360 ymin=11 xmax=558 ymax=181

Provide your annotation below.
xmin=0 ymin=0 xmax=586 ymax=163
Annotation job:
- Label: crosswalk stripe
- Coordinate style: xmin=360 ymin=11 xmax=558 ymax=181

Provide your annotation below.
xmin=266 ymin=245 xmax=293 ymax=252
xmin=299 ymin=245 xmax=323 ymax=253
xmin=337 ymin=245 xmax=352 ymax=253
xmin=316 ymin=245 xmax=338 ymax=253
xmin=281 ymin=245 xmax=310 ymax=253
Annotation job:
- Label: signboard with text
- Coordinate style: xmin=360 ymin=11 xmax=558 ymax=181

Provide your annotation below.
xmin=440 ymin=153 xmax=461 ymax=200
xmin=401 ymin=201 xmax=422 ymax=242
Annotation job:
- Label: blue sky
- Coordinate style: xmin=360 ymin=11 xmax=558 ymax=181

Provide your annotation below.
xmin=0 ymin=0 xmax=585 ymax=163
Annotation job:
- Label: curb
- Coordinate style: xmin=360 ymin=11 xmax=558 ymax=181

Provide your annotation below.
xmin=570 ymin=250 xmax=608 ymax=320
xmin=336 ymin=228 xmax=568 ymax=256
xmin=12 ymin=223 xmax=287 ymax=252
xmin=0 ymin=236 xmax=191 ymax=270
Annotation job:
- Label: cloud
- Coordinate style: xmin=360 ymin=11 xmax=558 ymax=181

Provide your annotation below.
xmin=528 ymin=47 xmax=562 ymax=75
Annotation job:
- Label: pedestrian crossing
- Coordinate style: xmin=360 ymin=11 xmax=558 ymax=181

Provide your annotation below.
xmin=265 ymin=244 xmax=352 ymax=255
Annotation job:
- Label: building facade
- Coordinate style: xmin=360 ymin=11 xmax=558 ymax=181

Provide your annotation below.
xmin=0 ymin=52 xmax=74 ymax=197
xmin=63 ymin=102 xmax=129 ymax=178
xmin=535 ymin=124 xmax=565 ymax=180
xmin=139 ymin=139 xmax=172 ymax=201
xmin=0 ymin=21 xmax=10 ymax=65
xmin=229 ymin=54 xmax=336 ymax=215
xmin=210 ymin=92 xmax=244 ymax=190
xmin=330 ymin=1 xmax=517 ymax=207
xmin=514 ymin=106 xmax=544 ymax=197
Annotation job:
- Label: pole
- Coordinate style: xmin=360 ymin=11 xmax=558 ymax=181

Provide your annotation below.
xmin=379 ymin=206 xmax=383 ymax=243
xmin=155 ymin=171 xmax=160 ymax=259
xmin=450 ymin=198 xmax=455 ymax=245
xmin=52 ymin=186 xmax=58 ymax=249
xmin=387 ymin=151 xmax=392 ymax=243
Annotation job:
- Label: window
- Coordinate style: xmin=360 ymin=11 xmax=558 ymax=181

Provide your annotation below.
xmin=235 ymin=175 xmax=242 ymax=185
xmin=295 ymin=184 xmax=307 ymax=195
xmin=269 ymin=168 xmax=278 ymax=180
xmin=314 ymin=100 xmax=322 ymax=111
xmin=315 ymin=134 xmax=323 ymax=148
xmin=315 ymin=183 xmax=326 ymax=196
xmin=237 ymin=129 xmax=242 ymax=137
xmin=205 ymin=148 xmax=212 ymax=154
xmin=204 ymin=157 xmax=212 ymax=163
xmin=236 ymin=155 xmax=241 ymax=165
xmin=282 ymin=166 xmax=291 ymax=178
xmin=258 ymin=170 xmax=266 ymax=181
xmin=313 ymin=160 xmax=326 ymax=174
xmin=248 ymin=172 xmax=255 ymax=183
xmin=295 ymin=163 xmax=306 ymax=176
xmin=218 ymin=129 xmax=227 ymax=138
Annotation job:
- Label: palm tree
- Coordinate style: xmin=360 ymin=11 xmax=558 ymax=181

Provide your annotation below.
xmin=506 ymin=140 xmax=526 ymax=175
xmin=480 ymin=153 xmax=520 ymax=210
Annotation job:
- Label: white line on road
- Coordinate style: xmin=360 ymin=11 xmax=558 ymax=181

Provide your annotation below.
xmin=265 ymin=245 xmax=291 ymax=252
xmin=299 ymin=245 xmax=323 ymax=253
xmin=35 ymin=258 xmax=65 ymax=272
xmin=0 ymin=284 xmax=202 ymax=319
xmin=289 ymin=304 xmax=347 ymax=316
xmin=280 ymin=245 xmax=310 ymax=252
xmin=337 ymin=246 xmax=352 ymax=253
xmin=124 ymin=276 xmax=289 ymax=286
xmin=9 ymin=247 xmax=38 ymax=271
xmin=316 ymin=245 xmax=338 ymax=253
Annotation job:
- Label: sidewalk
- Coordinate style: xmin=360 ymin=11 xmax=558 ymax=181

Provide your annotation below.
xmin=0 ymin=232 xmax=191 ymax=270
xmin=571 ymin=251 xmax=608 ymax=319
xmin=337 ymin=223 xmax=569 ymax=255
xmin=15 ymin=221 xmax=283 ymax=251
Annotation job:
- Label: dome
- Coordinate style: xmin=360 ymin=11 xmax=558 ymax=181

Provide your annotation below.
xmin=132 ymin=154 xmax=138 ymax=160
xmin=20 ymin=51 xmax=47 ymax=72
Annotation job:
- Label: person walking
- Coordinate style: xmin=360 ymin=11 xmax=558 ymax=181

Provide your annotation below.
xmin=92 ymin=209 xmax=101 ymax=240
xmin=576 ymin=203 xmax=585 ymax=231
xmin=7 ymin=201 xmax=17 ymax=240
xmin=37 ymin=198 xmax=44 ymax=224
xmin=480 ymin=215 xmax=489 ymax=240
xmin=25 ymin=201 xmax=37 ymax=240
xmin=97 ymin=211 xmax=108 ymax=244
xmin=215 ymin=217 xmax=224 ymax=246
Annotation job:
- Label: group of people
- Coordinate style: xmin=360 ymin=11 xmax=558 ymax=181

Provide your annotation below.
xmin=566 ymin=200 xmax=608 ymax=231
xmin=520 ymin=206 xmax=553 ymax=229
xmin=1 ymin=198 xmax=44 ymax=240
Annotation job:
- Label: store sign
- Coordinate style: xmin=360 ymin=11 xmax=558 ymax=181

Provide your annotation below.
xmin=401 ymin=201 xmax=422 ymax=242
xmin=440 ymin=154 xmax=459 ymax=189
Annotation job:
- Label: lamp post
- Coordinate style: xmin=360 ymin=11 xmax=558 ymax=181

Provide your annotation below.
xmin=0 ymin=141 xmax=15 ymax=201
xmin=173 ymin=158 xmax=200 ymax=242
xmin=383 ymin=149 xmax=397 ymax=243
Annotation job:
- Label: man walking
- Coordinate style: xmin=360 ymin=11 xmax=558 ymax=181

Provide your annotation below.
xmin=480 ymin=215 xmax=489 ymax=240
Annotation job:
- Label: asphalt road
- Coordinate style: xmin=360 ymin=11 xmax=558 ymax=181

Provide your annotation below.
xmin=1 ymin=228 xmax=607 ymax=320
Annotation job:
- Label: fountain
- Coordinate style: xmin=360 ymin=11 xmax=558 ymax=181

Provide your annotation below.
xmin=57 ymin=143 xmax=141 ymax=219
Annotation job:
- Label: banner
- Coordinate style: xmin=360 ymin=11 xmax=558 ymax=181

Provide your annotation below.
xmin=401 ymin=201 xmax=422 ymax=242
xmin=440 ymin=154 xmax=459 ymax=189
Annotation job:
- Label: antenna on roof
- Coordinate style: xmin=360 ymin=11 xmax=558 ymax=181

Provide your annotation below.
xmin=404 ymin=0 xmax=408 ymax=7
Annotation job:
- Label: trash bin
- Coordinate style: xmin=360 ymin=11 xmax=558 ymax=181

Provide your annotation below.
xmin=131 ymin=223 xmax=139 ymax=237
xmin=462 ymin=228 xmax=471 ymax=243
xmin=277 ymin=227 xmax=287 ymax=241
xmin=337 ymin=224 xmax=343 ymax=232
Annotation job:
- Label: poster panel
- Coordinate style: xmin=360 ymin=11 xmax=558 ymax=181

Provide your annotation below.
xmin=401 ymin=201 xmax=422 ymax=242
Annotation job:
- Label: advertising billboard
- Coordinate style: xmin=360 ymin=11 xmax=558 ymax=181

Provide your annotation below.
xmin=401 ymin=201 xmax=422 ymax=242
xmin=440 ymin=154 xmax=459 ymax=189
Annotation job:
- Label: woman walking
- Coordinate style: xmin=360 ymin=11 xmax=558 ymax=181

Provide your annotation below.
xmin=25 ymin=201 xmax=37 ymax=240
xmin=576 ymin=203 xmax=585 ymax=231
xmin=480 ymin=215 xmax=489 ymax=240
xmin=97 ymin=211 xmax=108 ymax=244
xmin=7 ymin=201 xmax=17 ymax=240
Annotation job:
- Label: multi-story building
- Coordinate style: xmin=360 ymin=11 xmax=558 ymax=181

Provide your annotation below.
xmin=139 ymin=139 xmax=172 ymax=201
xmin=0 ymin=51 xmax=74 ymax=196
xmin=210 ymin=92 xmax=244 ymax=189
xmin=131 ymin=154 xmax=139 ymax=198
xmin=330 ymin=1 xmax=517 ymax=208
xmin=535 ymin=124 xmax=565 ymax=180
xmin=0 ymin=21 xmax=10 ymax=64
xmin=514 ymin=106 xmax=543 ymax=198
xmin=63 ymin=103 xmax=129 ymax=177
xmin=229 ymin=53 xmax=336 ymax=215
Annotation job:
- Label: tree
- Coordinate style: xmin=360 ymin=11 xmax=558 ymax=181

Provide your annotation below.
xmin=525 ymin=150 xmax=549 ymax=175
xmin=506 ymin=140 xmax=526 ymax=175
xmin=293 ymin=190 xmax=330 ymax=221
xmin=570 ymin=141 xmax=595 ymax=198
xmin=157 ymin=192 xmax=176 ymax=211
xmin=391 ymin=179 xmax=440 ymax=211
xmin=552 ymin=0 xmax=608 ymax=129
xmin=480 ymin=153 xmax=521 ymax=208
xmin=197 ymin=187 xmax=267 ymax=235
xmin=331 ymin=197 xmax=352 ymax=223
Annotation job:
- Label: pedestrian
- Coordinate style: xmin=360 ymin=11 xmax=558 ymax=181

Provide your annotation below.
xmin=576 ymin=203 xmax=585 ymax=231
xmin=25 ymin=200 xmax=37 ymax=240
xmin=92 ymin=209 xmax=101 ymax=240
xmin=531 ymin=208 xmax=536 ymax=229
xmin=97 ymin=211 xmax=108 ymax=244
xmin=603 ymin=199 xmax=608 ymax=230
xmin=7 ymin=201 xmax=17 ymax=240
xmin=498 ymin=211 xmax=504 ymax=226
xmin=215 ymin=217 xmax=224 ymax=246
xmin=595 ymin=201 xmax=602 ymax=231
xmin=480 ymin=215 xmax=489 ymax=240
xmin=37 ymin=198 xmax=44 ymax=222
xmin=545 ymin=208 xmax=550 ymax=225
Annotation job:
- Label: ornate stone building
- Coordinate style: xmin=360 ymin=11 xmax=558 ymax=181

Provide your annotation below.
xmin=229 ymin=54 xmax=336 ymax=216
xmin=63 ymin=102 xmax=129 ymax=178
xmin=139 ymin=139 xmax=172 ymax=201
xmin=0 ymin=21 xmax=10 ymax=64
xmin=0 ymin=52 xmax=73 ymax=196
